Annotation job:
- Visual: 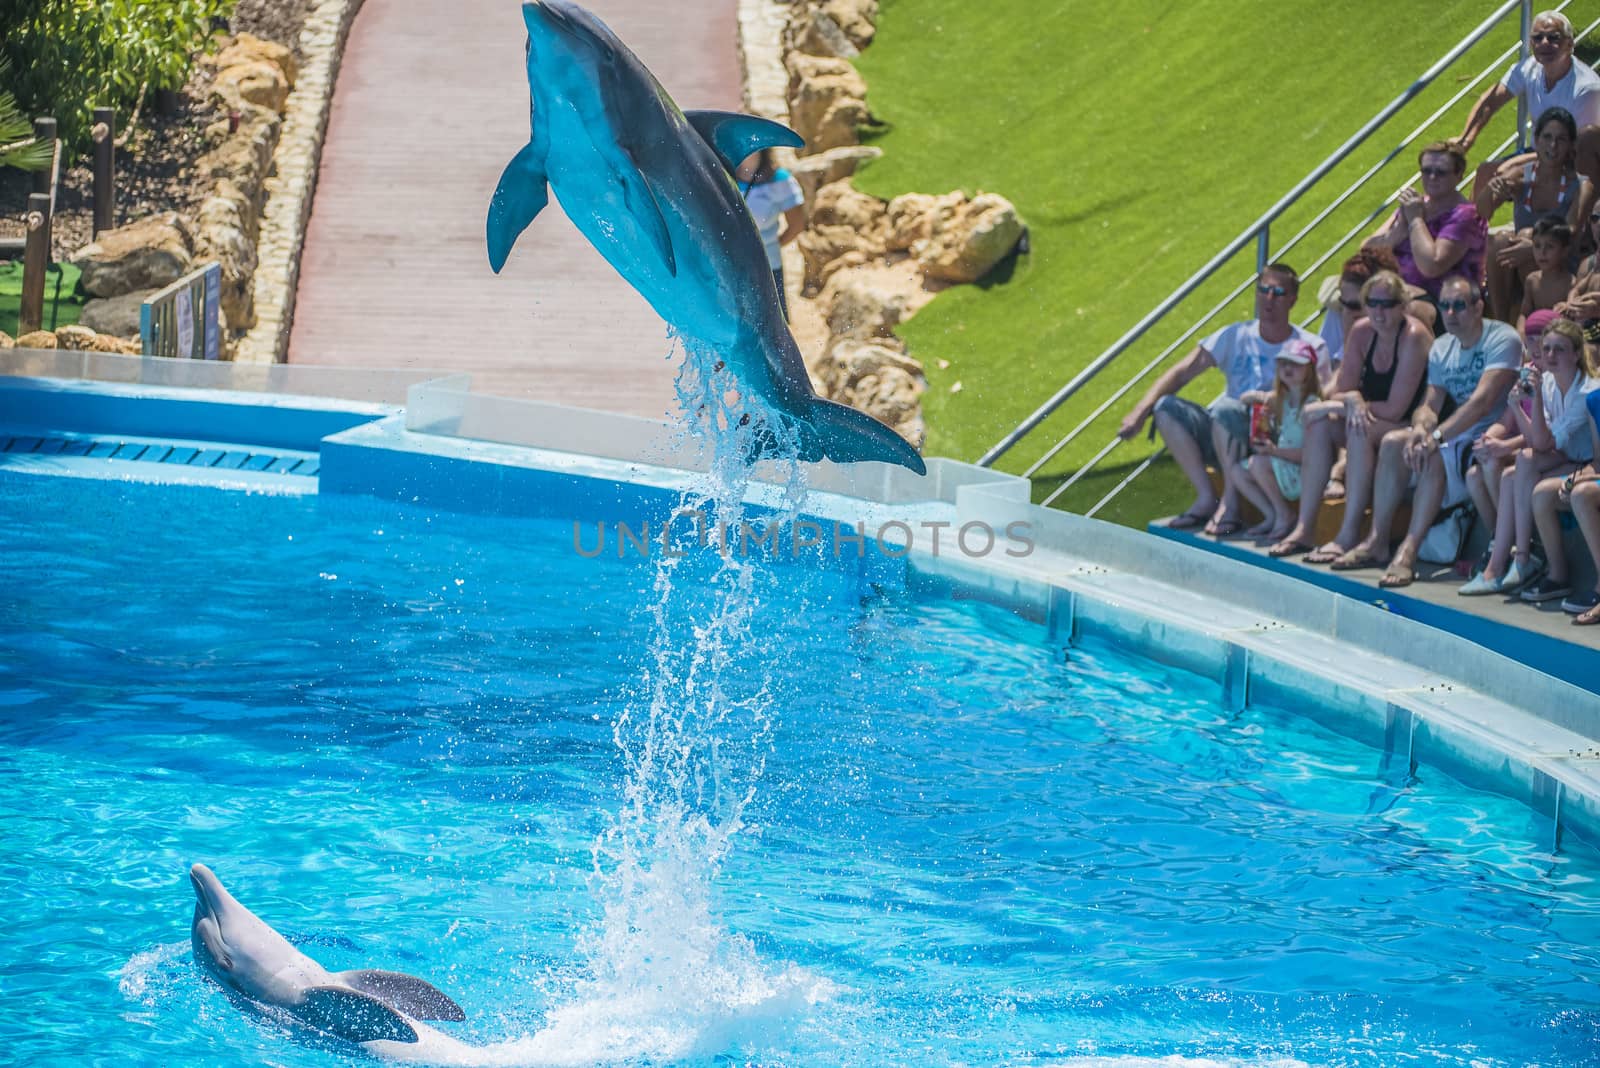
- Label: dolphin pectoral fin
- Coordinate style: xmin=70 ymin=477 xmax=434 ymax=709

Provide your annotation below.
xmin=486 ymin=142 xmax=550 ymax=273
xmin=798 ymin=396 xmax=927 ymax=475
xmin=612 ymin=149 xmax=677 ymax=277
xmin=299 ymin=986 xmax=419 ymax=1044
xmin=682 ymin=110 xmax=805 ymax=172
xmin=334 ymin=969 xmax=466 ymax=1022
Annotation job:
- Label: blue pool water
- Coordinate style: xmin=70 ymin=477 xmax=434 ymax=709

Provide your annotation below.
xmin=2 ymin=468 xmax=1598 ymax=1066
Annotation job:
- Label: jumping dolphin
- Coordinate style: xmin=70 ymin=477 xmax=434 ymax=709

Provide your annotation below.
xmin=188 ymin=863 xmax=474 ymax=1060
xmin=487 ymin=0 xmax=927 ymax=476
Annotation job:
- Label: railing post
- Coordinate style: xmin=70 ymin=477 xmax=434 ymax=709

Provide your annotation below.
xmin=1517 ymin=0 xmax=1531 ymax=146
xmin=19 ymin=193 xmax=51 ymax=336
xmin=1256 ymin=227 xmax=1270 ymax=273
xmin=30 ymin=117 xmax=56 ymax=198
xmin=92 ymin=108 xmax=116 ymax=236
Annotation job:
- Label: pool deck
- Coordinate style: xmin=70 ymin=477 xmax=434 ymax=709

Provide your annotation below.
xmin=1153 ymin=522 xmax=1600 ymax=697
xmin=284 ymin=0 xmax=742 ymax=417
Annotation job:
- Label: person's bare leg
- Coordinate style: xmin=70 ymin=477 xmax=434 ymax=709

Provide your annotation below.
xmin=1570 ymin=482 xmax=1600 ymax=597
xmin=1481 ymin=474 xmax=1516 ymax=581
xmin=1153 ymin=406 xmax=1218 ymax=520
xmin=1212 ymin=421 xmax=1267 ymax=528
xmin=1349 ymin=428 xmax=1412 ymax=563
xmin=1277 ymin=418 xmax=1338 ymax=550
xmin=1466 ymin=463 xmax=1494 ymax=534
xmin=1511 ymin=448 xmax=1552 ymax=565
xmin=1485 ymin=228 xmax=1517 ymax=323
xmin=1533 ymin=477 xmax=1571 ymax=584
xmin=1335 ymin=427 xmax=1380 ymax=550
xmin=1248 ymin=455 xmax=1290 ymax=537
xmin=1577 ymin=125 xmax=1600 ymax=187
xmin=1390 ymin=450 xmax=1448 ymax=574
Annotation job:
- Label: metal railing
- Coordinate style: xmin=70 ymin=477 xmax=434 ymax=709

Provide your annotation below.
xmin=977 ymin=0 xmax=1580 ymax=517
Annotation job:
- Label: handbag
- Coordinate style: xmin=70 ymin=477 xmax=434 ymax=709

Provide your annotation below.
xmin=1417 ymin=501 xmax=1474 ymax=566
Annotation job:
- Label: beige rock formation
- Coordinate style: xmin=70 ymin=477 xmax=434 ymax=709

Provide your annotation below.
xmin=796 ymin=179 xmax=888 ymax=291
xmin=198 ymin=106 xmax=283 ymax=212
xmin=209 ymin=33 xmax=298 ymax=89
xmin=213 ymin=60 xmax=291 ymax=114
xmin=54 ymin=325 xmax=139 ymax=353
xmin=786 ymin=145 xmax=882 ymax=203
xmin=814 ymin=338 xmax=925 ymax=447
xmin=915 ymin=193 xmax=1024 ymax=283
xmin=784 ymin=6 xmax=859 ymax=59
xmin=70 ymin=213 xmax=194 ymax=298
xmin=0 ymin=330 xmax=13 ymax=348
xmin=16 ymin=331 xmax=58 ymax=349
xmin=78 ymin=288 xmax=161 ymax=338
xmin=785 ymin=53 xmax=870 ymax=154
xmin=194 ymin=182 xmax=260 ymax=330
xmin=820 ymin=0 xmax=879 ymax=49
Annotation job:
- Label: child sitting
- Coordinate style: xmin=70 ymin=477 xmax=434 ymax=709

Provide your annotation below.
xmin=1237 ymin=340 xmax=1323 ymax=542
xmin=1531 ymin=388 xmax=1600 ymax=621
xmin=1520 ymin=215 xmax=1576 ymax=329
xmin=1461 ymin=318 xmax=1598 ymax=595
xmin=1466 ymin=309 xmax=1554 ymax=540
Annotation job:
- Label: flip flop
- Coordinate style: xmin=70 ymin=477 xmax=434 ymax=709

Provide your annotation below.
xmin=1379 ymin=561 xmax=1416 ymax=589
xmin=1268 ymin=539 xmax=1316 ymax=559
xmin=1205 ymin=519 xmax=1245 ymax=539
xmin=1303 ymin=542 xmax=1348 ymax=565
xmin=1574 ymin=603 xmax=1600 ymax=626
xmin=1330 ymin=549 xmax=1384 ymax=571
xmin=1165 ymin=509 xmax=1211 ymax=530
xmin=1322 ymin=480 xmax=1346 ymax=501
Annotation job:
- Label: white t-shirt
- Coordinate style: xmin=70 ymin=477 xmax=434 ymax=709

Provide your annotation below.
xmin=1201 ymin=321 xmax=1330 ymax=397
xmin=1540 ymin=372 xmax=1600 ymax=461
xmin=741 ymin=171 xmax=806 ymax=269
xmin=1502 ymin=55 xmax=1600 ymax=136
xmin=1427 ymin=318 xmax=1522 ymax=440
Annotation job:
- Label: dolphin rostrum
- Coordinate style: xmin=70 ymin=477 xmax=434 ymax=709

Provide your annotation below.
xmin=487 ymin=0 xmax=927 ymax=476
xmin=189 ymin=863 xmax=473 ymax=1059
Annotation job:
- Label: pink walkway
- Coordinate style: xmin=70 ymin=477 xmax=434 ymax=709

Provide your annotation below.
xmin=286 ymin=0 xmax=741 ymax=418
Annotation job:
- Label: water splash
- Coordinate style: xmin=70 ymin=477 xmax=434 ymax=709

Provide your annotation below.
xmin=536 ymin=339 xmax=829 ymax=1061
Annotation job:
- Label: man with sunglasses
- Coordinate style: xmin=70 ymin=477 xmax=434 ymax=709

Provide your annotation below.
xmin=1118 ymin=264 xmax=1330 ymax=536
xmin=1460 ymin=12 xmax=1600 ymax=190
xmin=1337 ymin=275 xmax=1520 ymax=587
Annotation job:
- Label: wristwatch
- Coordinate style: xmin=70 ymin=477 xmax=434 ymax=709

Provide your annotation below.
xmin=1430 ymin=428 xmax=1444 ymax=445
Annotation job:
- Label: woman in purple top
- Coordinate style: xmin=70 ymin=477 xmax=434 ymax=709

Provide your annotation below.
xmin=1363 ymin=141 xmax=1486 ymax=313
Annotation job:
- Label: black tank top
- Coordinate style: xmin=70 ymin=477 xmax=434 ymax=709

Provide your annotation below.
xmin=1359 ymin=327 xmax=1426 ymax=419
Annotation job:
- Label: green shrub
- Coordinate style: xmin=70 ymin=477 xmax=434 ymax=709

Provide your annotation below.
xmin=0 ymin=0 xmax=236 ymax=154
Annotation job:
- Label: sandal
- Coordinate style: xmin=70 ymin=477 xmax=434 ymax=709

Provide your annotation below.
xmin=1330 ymin=549 xmax=1385 ymax=571
xmin=1268 ymin=539 xmax=1316 ymax=559
xmin=1574 ymin=603 xmax=1600 ymax=626
xmin=1166 ymin=508 xmax=1212 ymax=530
xmin=1322 ymin=479 xmax=1346 ymax=501
xmin=1204 ymin=519 xmax=1244 ymax=539
xmin=1303 ymin=542 xmax=1348 ymax=565
xmin=1379 ymin=561 xmax=1416 ymax=589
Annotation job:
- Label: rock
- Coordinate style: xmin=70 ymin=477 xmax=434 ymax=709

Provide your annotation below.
xmin=212 ymin=60 xmax=291 ymax=115
xmin=785 ymin=6 xmax=859 ymax=59
xmin=78 ymin=288 xmax=162 ymax=338
xmin=786 ymin=145 xmax=882 ymax=203
xmin=0 ymin=330 xmax=11 ymax=348
xmin=209 ymin=33 xmax=297 ymax=90
xmin=197 ymin=107 xmax=282 ymax=210
xmin=820 ymin=0 xmax=879 ymax=49
xmin=886 ymin=191 xmax=961 ymax=252
xmin=16 ymin=330 xmax=58 ymax=349
xmin=817 ymin=338 xmax=924 ymax=447
xmin=796 ymin=180 xmax=888 ymax=290
xmin=820 ymin=269 xmax=913 ymax=340
xmin=785 ymin=53 xmax=871 ymax=154
xmin=194 ymin=184 xmax=259 ymax=330
xmin=54 ymin=325 xmax=136 ymax=353
xmin=914 ymin=193 xmax=1024 ymax=283
xmin=70 ymin=213 xmax=193 ymax=298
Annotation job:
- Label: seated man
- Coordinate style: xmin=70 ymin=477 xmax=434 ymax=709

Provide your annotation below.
xmin=1118 ymin=263 xmax=1330 ymax=536
xmin=1458 ymin=11 xmax=1600 ymax=188
xmin=1334 ymin=275 xmax=1521 ymax=587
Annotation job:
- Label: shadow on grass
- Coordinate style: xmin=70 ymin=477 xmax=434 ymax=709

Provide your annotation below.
xmin=1027 ymin=454 xmax=1197 ymax=530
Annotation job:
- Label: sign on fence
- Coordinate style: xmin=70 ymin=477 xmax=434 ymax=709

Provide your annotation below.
xmin=141 ymin=261 xmax=221 ymax=359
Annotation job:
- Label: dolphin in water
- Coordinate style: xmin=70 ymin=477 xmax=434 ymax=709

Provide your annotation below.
xmin=189 ymin=863 xmax=476 ymax=1061
xmin=487 ymin=0 xmax=926 ymax=476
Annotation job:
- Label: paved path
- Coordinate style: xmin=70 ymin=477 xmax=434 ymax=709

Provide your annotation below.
xmin=286 ymin=0 xmax=741 ymax=418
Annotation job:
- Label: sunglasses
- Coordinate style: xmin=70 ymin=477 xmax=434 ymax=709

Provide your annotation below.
xmin=1531 ymin=31 xmax=1567 ymax=44
xmin=1418 ymin=166 xmax=1455 ymax=178
xmin=1257 ymin=284 xmax=1290 ymax=297
xmin=1438 ymin=298 xmax=1479 ymax=313
xmin=1364 ymin=297 xmax=1402 ymax=309
xmin=1339 ymin=298 xmax=1362 ymax=310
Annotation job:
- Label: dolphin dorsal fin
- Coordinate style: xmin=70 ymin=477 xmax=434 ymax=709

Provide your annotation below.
xmin=335 ymin=969 xmax=466 ymax=1022
xmin=299 ymin=986 xmax=419 ymax=1044
xmin=683 ymin=110 xmax=805 ymax=173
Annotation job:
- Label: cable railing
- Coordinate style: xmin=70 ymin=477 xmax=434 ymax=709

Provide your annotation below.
xmin=978 ymin=0 xmax=1586 ymax=520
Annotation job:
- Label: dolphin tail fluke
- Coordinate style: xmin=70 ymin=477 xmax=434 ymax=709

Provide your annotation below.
xmin=794 ymin=396 xmax=928 ymax=476
xmin=487 ymin=142 xmax=551 ymax=273
xmin=334 ymin=969 xmax=466 ymax=1022
xmin=299 ymin=986 xmax=419 ymax=1044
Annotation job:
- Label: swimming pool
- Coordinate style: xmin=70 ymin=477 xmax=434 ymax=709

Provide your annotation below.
xmin=4 ymin=456 xmax=1599 ymax=1066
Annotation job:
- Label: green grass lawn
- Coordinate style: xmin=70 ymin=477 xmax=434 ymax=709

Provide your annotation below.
xmin=852 ymin=0 xmax=1534 ymax=523
xmin=0 ymin=260 xmax=84 ymax=338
